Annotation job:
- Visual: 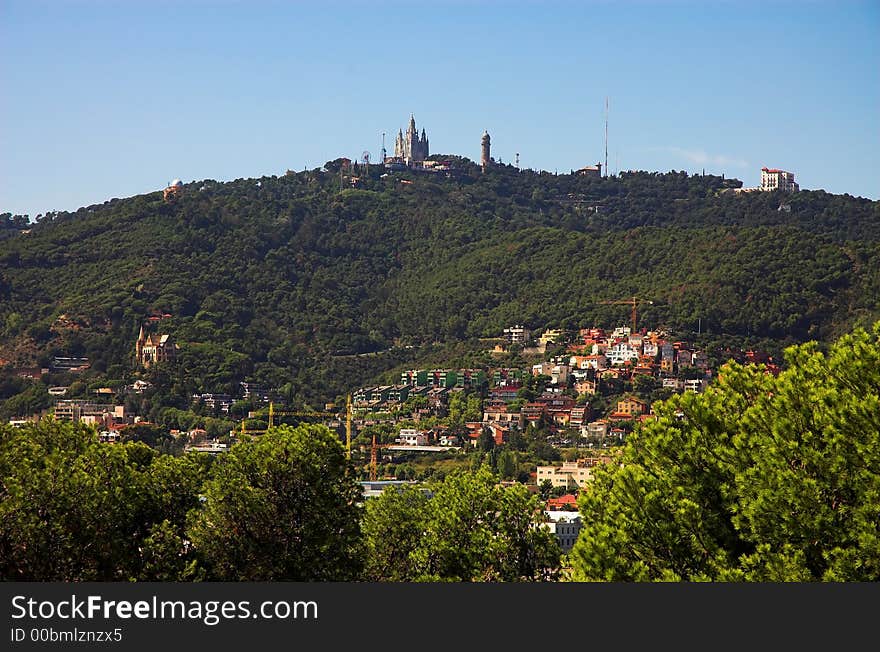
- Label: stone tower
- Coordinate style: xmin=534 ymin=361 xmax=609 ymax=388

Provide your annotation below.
xmin=394 ymin=115 xmax=429 ymax=164
xmin=481 ymin=131 xmax=491 ymax=172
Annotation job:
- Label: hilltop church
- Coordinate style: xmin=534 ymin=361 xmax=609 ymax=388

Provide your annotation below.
xmin=394 ymin=115 xmax=429 ymax=164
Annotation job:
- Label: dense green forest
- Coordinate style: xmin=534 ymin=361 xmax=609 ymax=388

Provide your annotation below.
xmin=1 ymin=158 xmax=878 ymax=406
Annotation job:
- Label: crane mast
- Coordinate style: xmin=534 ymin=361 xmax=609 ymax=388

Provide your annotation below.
xmin=599 ymin=295 xmax=654 ymax=332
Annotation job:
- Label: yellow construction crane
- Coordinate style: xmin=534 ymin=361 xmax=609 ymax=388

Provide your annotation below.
xmin=244 ymin=394 xmax=354 ymax=460
xmin=599 ymin=296 xmax=654 ymax=332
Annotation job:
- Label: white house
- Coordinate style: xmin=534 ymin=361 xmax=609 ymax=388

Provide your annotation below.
xmin=543 ymin=512 xmax=583 ymax=553
xmin=397 ymin=428 xmax=428 ymax=446
xmin=606 ymin=342 xmax=640 ymax=366
xmin=581 ymin=420 xmax=608 ymax=440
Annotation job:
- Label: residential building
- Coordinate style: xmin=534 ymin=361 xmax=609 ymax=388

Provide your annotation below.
xmin=54 ymin=400 xmax=125 ymax=426
xmin=436 ymin=370 xmax=456 ymax=388
xmin=546 ymin=494 xmax=579 ymax=511
xmin=14 ymin=367 xmax=49 ymax=380
xmin=662 ymin=378 xmax=685 ymax=392
xmin=536 ymin=457 xmax=611 ymax=489
xmin=458 ymin=369 xmax=487 ymax=388
xmin=503 ymin=325 xmax=531 ymax=345
xmin=353 ymin=386 xmax=378 ymax=404
xmin=486 ymin=422 xmax=510 ymax=446
xmin=543 ymin=512 xmax=583 ymax=553
xmin=193 ymin=393 xmax=235 ymax=414
xmin=131 ymin=380 xmax=153 ymax=393
xmin=489 ymin=386 xmax=521 ymax=402
xmin=569 ymin=406 xmax=589 ymax=427
xmin=677 ymin=349 xmax=695 ymax=369
xmin=425 ymin=387 xmax=450 ymax=407
xmin=386 ymin=385 xmax=412 ymax=403
xmin=538 ymin=329 xmax=567 ymax=346
xmin=549 ymin=364 xmax=570 ymax=385
xmin=240 ymin=382 xmax=272 ymax=403
xmin=492 ymin=368 xmax=523 ymax=386
xmin=483 ymin=406 xmax=525 ymax=429
xmin=581 ymin=420 xmax=608 ymax=440
xmin=397 ymin=428 xmax=429 ymax=446
xmin=439 ymin=433 xmax=460 ymax=447
xmin=372 ymin=385 xmax=394 ymax=402
xmin=576 ymin=162 xmax=602 ymax=177
xmin=606 ymin=341 xmax=640 ymax=365
xmin=760 ymin=167 xmax=799 ymax=193
xmin=684 ymin=379 xmax=708 ymax=394
xmin=360 ymin=479 xmax=423 ymax=500
xmin=522 ymin=403 xmax=547 ymax=424
xmin=184 ymin=440 xmax=229 ymax=455
xmin=51 ymin=356 xmax=90 ymax=372
xmin=610 ymin=396 xmax=648 ymax=420
xmin=400 ymin=369 xmax=429 ymax=386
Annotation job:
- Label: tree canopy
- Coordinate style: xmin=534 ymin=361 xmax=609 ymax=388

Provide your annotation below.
xmin=364 ymin=466 xmax=561 ymax=582
xmin=0 ymin=419 xmax=206 ymax=580
xmin=570 ymin=321 xmax=880 ymax=581
xmin=188 ymin=423 xmax=364 ymax=580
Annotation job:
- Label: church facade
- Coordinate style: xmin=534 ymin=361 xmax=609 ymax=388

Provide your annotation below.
xmin=135 ymin=325 xmax=179 ymax=368
xmin=394 ymin=115 xmax=429 ymax=164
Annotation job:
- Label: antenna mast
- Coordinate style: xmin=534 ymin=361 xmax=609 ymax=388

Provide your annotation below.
xmin=381 ymin=132 xmax=386 ymax=164
xmin=604 ymin=97 xmax=609 ymax=178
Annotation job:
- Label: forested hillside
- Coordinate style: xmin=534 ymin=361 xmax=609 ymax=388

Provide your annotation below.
xmin=1 ymin=158 xmax=878 ymax=405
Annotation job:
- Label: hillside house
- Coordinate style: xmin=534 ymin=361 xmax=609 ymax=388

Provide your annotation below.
xmin=483 ymin=405 xmax=525 ymax=429
xmin=536 ymin=457 xmax=612 ymax=489
xmin=543 ymin=512 xmax=583 ymax=553
xmin=610 ymin=396 xmax=648 ymax=421
xmin=397 ymin=428 xmax=429 ymax=446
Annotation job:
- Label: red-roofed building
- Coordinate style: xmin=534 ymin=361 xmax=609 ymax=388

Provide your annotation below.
xmin=522 ymin=402 xmax=547 ymax=424
xmin=546 ymin=493 xmax=579 ymax=511
xmin=760 ymin=167 xmax=799 ymax=193
xmin=487 ymin=422 xmax=510 ymax=446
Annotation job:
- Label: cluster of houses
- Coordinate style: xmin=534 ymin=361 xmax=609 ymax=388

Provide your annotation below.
xmin=350 ymin=323 xmax=784 ymax=453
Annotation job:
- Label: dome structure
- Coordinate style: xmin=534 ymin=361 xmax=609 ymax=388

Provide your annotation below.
xmin=170 ymin=179 xmax=183 ymax=187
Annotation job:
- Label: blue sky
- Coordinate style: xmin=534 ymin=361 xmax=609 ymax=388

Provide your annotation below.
xmin=2 ymin=0 xmax=878 ymax=218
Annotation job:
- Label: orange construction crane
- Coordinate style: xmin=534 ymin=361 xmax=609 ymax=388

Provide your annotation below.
xmin=599 ymin=296 xmax=654 ymax=332
xmin=368 ymin=434 xmax=398 ymax=481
